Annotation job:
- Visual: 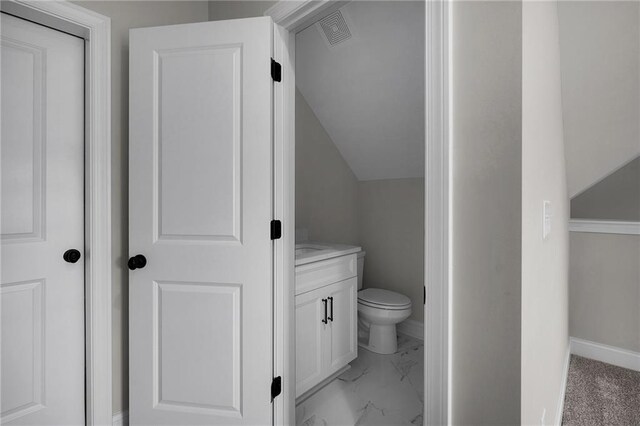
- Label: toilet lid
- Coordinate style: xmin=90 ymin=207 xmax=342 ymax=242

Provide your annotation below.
xmin=357 ymin=288 xmax=411 ymax=308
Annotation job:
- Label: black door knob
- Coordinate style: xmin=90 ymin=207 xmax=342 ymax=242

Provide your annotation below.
xmin=63 ymin=249 xmax=81 ymax=263
xmin=128 ymin=254 xmax=147 ymax=270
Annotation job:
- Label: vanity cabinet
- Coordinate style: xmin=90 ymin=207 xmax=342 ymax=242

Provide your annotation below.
xmin=295 ymin=268 xmax=358 ymax=398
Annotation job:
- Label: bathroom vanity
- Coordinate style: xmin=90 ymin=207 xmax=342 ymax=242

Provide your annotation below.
xmin=294 ymin=243 xmax=360 ymax=398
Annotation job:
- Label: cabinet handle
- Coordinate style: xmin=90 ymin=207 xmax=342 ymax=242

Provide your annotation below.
xmin=322 ymin=299 xmax=328 ymax=324
xmin=328 ymin=297 xmax=334 ymax=322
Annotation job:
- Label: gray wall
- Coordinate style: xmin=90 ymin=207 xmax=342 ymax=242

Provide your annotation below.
xmin=358 ymin=178 xmax=424 ymax=322
xmin=570 ymin=232 xmax=640 ymax=352
xmin=72 ymin=1 xmax=209 ymax=415
xmin=295 ymin=90 xmax=360 ymax=245
xmin=571 ymin=156 xmax=640 ymax=221
xmin=208 ymin=0 xmax=274 ymax=21
xmin=451 ymin=1 xmax=522 ymax=424
xmin=522 ymin=2 xmax=570 ymax=424
xmin=558 ymin=1 xmax=640 ymax=197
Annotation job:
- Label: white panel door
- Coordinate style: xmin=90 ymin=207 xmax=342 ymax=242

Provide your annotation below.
xmin=294 ymin=288 xmax=326 ymax=398
xmin=326 ymin=278 xmax=358 ymax=373
xmin=129 ymin=17 xmax=275 ymax=425
xmin=0 ymin=13 xmax=85 ymax=425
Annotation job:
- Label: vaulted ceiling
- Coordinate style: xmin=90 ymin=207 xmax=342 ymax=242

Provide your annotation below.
xmin=296 ymin=1 xmax=425 ymax=181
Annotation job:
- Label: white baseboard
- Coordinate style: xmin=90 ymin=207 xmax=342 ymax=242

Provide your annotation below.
xmin=570 ymin=337 xmax=640 ymax=372
xmin=554 ymin=345 xmax=571 ymax=426
xmin=397 ymin=319 xmax=424 ymax=341
xmin=112 ymin=410 xmax=128 ymax=426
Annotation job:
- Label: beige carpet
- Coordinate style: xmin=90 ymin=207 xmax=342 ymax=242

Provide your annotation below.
xmin=562 ymin=355 xmax=640 ymax=426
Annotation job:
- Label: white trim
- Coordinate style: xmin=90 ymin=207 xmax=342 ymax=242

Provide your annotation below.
xmin=112 ymin=411 xmax=128 ymax=426
xmin=554 ymin=345 xmax=571 ymax=426
xmin=570 ymin=337 xmax=640 ymax=372
xmin=0 ymin=2 xmax=112 ymax=425
xmin=425 ymin=1 xmax=451 ymax=425
xmin=568 ymin=219 xmax=640 ymax=235
xmin=397 ymin=319 xmax=424 ymax=341
xmin=268 ymin=2 xmax=450 ymax=425
xmin=272 ymin=22 xmax=296 ymax=426
xmin=265 ymin=0 xmax=349 ymax=33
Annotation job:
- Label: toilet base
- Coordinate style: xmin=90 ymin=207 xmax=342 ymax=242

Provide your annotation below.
xmin=358 ymin=321 xmax=398 ymax=355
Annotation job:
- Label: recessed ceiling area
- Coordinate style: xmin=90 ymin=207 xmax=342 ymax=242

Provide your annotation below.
xmin=296 ymin=1 xmax=425 ymax=181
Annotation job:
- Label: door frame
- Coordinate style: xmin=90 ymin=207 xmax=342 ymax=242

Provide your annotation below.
xmin=0 ymin=1 xmax=112 ymax=425
xmin=266 ymin=1 xmax=451 ymax=425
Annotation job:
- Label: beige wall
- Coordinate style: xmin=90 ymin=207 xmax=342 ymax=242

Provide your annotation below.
xmin=571 ymin=156 xmax=640 ymax=221
xmin=522 ymin=2 xmax=570 ymax=424
xmin=570 ymin=232 xmax=640 ymax=352
xmin=558 ymin=1 xmax=640 ymax=197
xmin=357 ymin=179 xmax=424 ymax=322
xmin=451 ymin=1 xmax=522 ymax=424
xmin=295 ymin=90 xmax=360 ymax=245
xmin=208 ymin=0 xmax=275 ymax=21
xmin=72 ymin=1 xmax=209 ymax=414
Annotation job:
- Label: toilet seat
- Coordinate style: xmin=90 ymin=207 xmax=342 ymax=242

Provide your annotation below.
xmin=357 ymin=288 xmax=411 ymax=310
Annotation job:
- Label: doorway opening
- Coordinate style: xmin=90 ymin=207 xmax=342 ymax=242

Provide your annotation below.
xmin=268 ymin=0 xmax=450 ymax=424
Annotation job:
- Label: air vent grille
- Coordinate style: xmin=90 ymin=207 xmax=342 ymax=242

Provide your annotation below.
xmin=318 ymin=10 xmax=352 ymax=46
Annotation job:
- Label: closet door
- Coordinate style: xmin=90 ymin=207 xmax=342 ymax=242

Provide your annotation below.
xmin=129 ymin=17 xmax=275 ymax=426
xmin=326 ymin=278 xmax=358 ymax=373
xmin=1 ymin=14 xmax=85 ymax=425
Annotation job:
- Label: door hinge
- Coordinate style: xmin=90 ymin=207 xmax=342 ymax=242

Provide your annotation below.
xmin=271 ymin=58 xmax=282 ymax=82
xmin=271 ymin=220 xmax=282 ymax=240
xmin=271 ymin=376 xmax=282 ymax=401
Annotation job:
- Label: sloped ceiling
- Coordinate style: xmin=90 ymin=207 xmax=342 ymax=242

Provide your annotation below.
xmin=296 ymin=1 xmax=425 ymax=181
xmin=558 ymin=1 xmax=640 ymax=198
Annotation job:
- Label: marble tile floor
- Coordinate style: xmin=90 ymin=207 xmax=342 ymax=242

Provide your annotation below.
xmin=296 ymin=334 xmax=424 ymax=426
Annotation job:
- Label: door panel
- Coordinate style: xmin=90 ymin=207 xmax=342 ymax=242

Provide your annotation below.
xmin=156 ymin=46 xmax=241 ymax=242
xmin=295 ymin=288 xmax=326 ymax=397
xmin=129 ymin=17 xmax=274 ymax=425
xmin=1 ymin=13 xmax=85 ymax=425
xmin=327 ymin=278 xmax=358 ymax=373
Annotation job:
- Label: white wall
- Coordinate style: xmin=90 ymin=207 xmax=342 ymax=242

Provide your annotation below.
xmin=451 ymin=2 xmax=522 ymax=424
xmin=558 ymin=1 xmax=640 ymax=197
xmin=358 ymin=178 xmax=424 ymax=322
xmin=72 ymin=1 xmax=209 ymax=415
xmin=570 ymin=232 xmax=640 ymax=353
xmin=522 ymin=2 xmax=570 ymax=425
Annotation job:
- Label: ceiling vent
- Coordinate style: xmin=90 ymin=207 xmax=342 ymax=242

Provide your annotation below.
xmin=317 ymin=10 xmax=352 ymax=46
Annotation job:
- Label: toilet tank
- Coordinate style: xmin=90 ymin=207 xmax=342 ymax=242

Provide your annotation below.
xmin=357 ymin=251 xmax=366 ymax=290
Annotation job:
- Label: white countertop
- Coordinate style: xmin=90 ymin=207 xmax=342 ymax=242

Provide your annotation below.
xmin=295 ymin=242 xmax=361 ymax=266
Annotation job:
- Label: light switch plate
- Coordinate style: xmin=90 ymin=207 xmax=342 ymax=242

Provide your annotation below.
xmin=543 ymin=201 xmax=552 ymax=239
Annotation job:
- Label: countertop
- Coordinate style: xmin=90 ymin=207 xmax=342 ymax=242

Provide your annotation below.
xmin=295 ymin=242 xmax=362 ymax=266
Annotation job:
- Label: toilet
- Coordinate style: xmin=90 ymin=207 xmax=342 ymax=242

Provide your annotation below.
xmin=356 ymin=251 xmax=412 ymax=354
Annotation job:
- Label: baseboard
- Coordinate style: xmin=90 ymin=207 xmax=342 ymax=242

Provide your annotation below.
xmin=554 ymin=345 xmax=571 ymax=426
xmin=397 ymin=319 xmax=424 ymax=341
xmin=112 ymin=410 xmax=128 ymax=426
xmin=570 ymin=337 xmax=640 ymax=372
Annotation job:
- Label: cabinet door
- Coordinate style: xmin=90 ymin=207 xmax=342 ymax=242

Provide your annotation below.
xmin=326 ymin=277 xmax=358 ymax=373
xmin=295 ymin=287 xmax=328 ymax=397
